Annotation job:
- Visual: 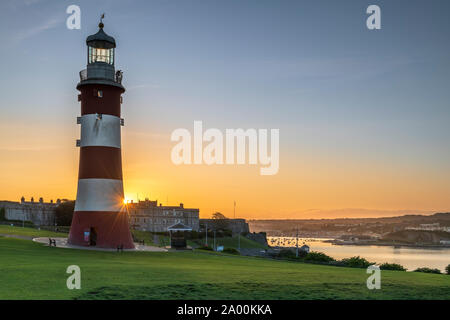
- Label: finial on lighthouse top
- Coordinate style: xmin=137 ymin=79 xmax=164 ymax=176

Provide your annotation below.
xmin=99 ymin=13 xmax=105 ymax=29
xmin=86 ymin=13 xmax=116 ymax=49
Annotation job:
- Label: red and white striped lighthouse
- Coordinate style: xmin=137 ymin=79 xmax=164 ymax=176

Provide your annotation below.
xmin=68 ymin=19 xmax=134 ymax=249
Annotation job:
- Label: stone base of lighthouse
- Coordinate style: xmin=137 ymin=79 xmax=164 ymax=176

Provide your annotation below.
xmin=68 ymin=211 xmax=134 ymax=249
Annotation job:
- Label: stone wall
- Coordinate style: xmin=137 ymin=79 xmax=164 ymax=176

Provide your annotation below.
xmin=245 ymin=232 xmax=268 ymax=247
xmin=199 ymin=219 xmax=250 ymax=234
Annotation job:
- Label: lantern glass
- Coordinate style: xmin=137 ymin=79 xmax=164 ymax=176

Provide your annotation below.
xmin=88 ymin=46 xmax=114 ymax=65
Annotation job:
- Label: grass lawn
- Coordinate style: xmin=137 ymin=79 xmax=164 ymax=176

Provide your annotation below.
xmin=1 ymin=236 xmax=449 ymax=300
xmin=0 ymin=225 xmax=67 ymax=238
xmin=131 ymin=230 xmax=267 ymax=249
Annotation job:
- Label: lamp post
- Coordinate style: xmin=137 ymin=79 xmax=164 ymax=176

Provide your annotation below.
xmin=238 ymin=232 xmax=240 ymax=252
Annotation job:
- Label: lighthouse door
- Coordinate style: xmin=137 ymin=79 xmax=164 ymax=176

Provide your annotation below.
xmin=89 ymin=227 xmax=97 ymax=246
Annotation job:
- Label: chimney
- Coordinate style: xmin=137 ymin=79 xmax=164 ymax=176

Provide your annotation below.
xmin=180 ymin=203 xmax=184 ymax=208
xmin=39 ymin=197 xmax=43 ymax=203
xmin=31 ymin=197 xmax=34 ymax=203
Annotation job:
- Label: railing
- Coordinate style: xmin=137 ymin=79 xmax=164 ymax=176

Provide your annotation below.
xmin=79 ymin=69 xmax=123 ymax=84
xmin=79 ymin=69 xmax=88 ymax=81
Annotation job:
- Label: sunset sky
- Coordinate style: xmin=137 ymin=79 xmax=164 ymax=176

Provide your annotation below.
xmin=1 ymin=0 xmax=450 ymax=219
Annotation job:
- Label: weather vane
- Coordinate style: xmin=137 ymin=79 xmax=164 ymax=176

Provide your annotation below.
xmin=99 ymin=13 xmax=105 ymax=28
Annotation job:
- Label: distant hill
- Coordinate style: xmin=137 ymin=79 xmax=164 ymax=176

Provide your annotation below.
xmin=381 ymin=229 xmax=450 ymax=244
xmin=248 ymin=212 xmax=450 ymax=236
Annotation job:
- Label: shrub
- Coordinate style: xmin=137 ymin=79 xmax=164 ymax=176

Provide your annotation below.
xmin=0 ymin=208 xmax=5 ymax=221
xmin=340 ymin=256 xmax=374 ymax=268
xmin=446 ymin=264 xmax=450 ymax=275
xmin=304 ymin=251 xmax=335 ymax=263
xmin=223 ymin=248 xmax=240 ymax=255
xmin=379 ymin=263 xmax=405 ymax=271
xmin=197 ymin=245 xmax=213 ymax=251
xmin=297 ymin=249 xmax=308 ymax=258
xmin=414 ymin=267 xmax=442 ymax=274
xmin=380 ymin=263 xmax=406 ymax=271
xmin=277 ymin=249 xmax=296 ymax=259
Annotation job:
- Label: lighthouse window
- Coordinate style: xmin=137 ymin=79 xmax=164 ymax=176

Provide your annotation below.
xmin=88 ymin=46 xmax=114 ymax=65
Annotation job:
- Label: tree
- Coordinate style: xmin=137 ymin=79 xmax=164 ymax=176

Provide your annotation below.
xmin=212 ymin=212 xmax=228 ymax=220
xmin=211 ymin=212 xmax=229 ymax=231
xmin=54 ymin=200 xmax=75 ymax=226
xmin=445 ymin=264 xmax=450 ymax=275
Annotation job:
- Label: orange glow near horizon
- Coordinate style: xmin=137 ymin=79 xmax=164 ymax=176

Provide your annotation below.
xmin=1 ymin=122 xmax=449 ymax=220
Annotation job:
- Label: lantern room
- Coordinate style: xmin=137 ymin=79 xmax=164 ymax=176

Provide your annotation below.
xmin=86 ymin=21 xmax=116 ymax=65
xmin=78 ymin=18 xmax=123 ymax=88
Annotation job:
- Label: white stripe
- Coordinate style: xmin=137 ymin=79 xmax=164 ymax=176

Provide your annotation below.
xmin=80 ymin=114 xmax=121 ymax=148
xmin=75 ymin=179 xmax=124 ymax=212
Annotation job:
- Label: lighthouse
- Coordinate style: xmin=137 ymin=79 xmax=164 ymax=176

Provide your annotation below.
xmin=68 ymin=18 xmax=134 ymax=249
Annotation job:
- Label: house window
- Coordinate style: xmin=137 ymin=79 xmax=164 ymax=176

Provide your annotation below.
xmin=97 ymin=90 xmax=103 ymax=98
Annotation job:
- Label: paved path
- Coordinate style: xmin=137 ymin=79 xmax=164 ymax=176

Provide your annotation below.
xmin=0 ymin=233 xmax=34 ymax=240
xmin=33 ymin=237 xmax=168 ymax=252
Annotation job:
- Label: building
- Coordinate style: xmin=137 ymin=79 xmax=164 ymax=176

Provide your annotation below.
xmin=68 ymin=18 xmax=134 ymax=249
xmin=0 ymin=197 xmax=59 ymax=226
xmin=168 ymin=222 xmax=193 ymax=249
xmin=127 ymin=199 xmax=199 ymax=232
xmin=405 ymin=223 xmax=450 ymax=232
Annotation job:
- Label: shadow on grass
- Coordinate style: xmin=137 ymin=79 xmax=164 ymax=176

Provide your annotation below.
xmin=74 ymin=281 xmax=443 ymax=300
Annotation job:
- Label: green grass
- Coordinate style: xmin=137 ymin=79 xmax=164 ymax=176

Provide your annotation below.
xmin=0 ymin=225 xmax=67 ymax=238
xmin=0 ymin=237 xmax=449 ymax=300
xmin=131 ymin=229 xmax=267 ymax=249
xmin=131 ymin=230 xmax=168 ymax=246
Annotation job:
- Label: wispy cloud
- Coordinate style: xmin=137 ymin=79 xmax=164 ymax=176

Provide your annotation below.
xmin=12 ymin=16 xmax=63 ymax=44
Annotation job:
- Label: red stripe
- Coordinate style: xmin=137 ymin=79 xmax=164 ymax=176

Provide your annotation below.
xmin=68 ymin=211 xmax=134 ymax=249
xmin=78 ymin=146 xmax=123 ymax=180
xmin=79 ymin=84 xmax=123 ymax=117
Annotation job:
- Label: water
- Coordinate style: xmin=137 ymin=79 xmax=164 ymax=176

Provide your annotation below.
xmin=268 ymin=237 xmax=450 ymax=272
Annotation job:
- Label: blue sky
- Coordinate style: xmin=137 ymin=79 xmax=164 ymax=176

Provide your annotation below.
xmin=1 ymin=0 xmax=450 ymax=217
